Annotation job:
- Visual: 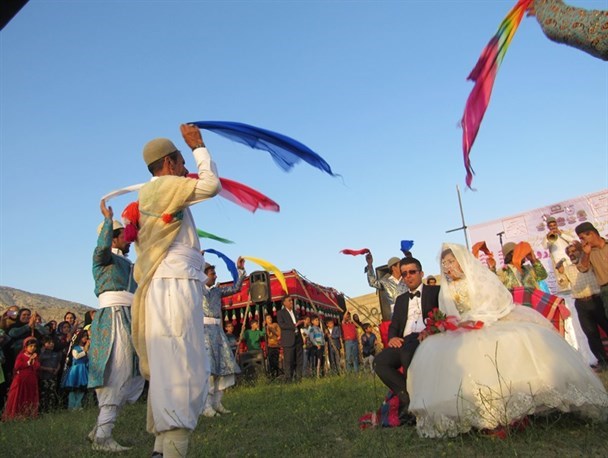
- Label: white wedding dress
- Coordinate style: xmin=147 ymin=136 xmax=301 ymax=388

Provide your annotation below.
xmin=408 ymin=243 xmax=608 ymax=438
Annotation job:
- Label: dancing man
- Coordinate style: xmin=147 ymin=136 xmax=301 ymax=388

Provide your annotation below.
xmin=89 ymin=200 xmax=145 ymax=452
xmin=202 ymin=258 xmax=245 ymax=417
xmin=131 ymin=124 xmax=221 ymax=458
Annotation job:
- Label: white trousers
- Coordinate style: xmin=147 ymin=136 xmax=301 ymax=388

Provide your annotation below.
xmin=561 ymin=295 xmax=598 ymax=366
xmin=96 ymin=309 xmax=145 ymax=408
xmin=146 ymin=277 xmax=210 ymax=433
xmin=205 ymin=374 xmax=235 ymax=410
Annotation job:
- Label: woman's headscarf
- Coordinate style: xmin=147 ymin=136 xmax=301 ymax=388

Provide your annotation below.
xmin=8 ymin=308 xmax=31 ymax=331
xmin=438 ymin=243 xmax=514 ymax=324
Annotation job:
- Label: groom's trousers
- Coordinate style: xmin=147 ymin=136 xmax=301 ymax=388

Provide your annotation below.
xmin=373 ymin=333 xmax=420 ymax=409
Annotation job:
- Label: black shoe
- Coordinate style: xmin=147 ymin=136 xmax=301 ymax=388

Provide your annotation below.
xmin=398 ymin=412 xmax=416 ymax=426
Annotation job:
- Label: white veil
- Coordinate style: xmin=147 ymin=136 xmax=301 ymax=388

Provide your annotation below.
xmin=438 ymin=243 xmax=514 ymax=324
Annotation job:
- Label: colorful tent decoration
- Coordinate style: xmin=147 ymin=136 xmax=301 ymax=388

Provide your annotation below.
xmin=242 ymin=256 xmax=288 ymax=293
xmin=340 ymin=248 xmax=370 ymax=256
xmin=197 ymin=229 xmax=235 ymax=244
xmin=461 ymin=0 xmax=533 ymax=188
xmin=204 ymin=248 xmax=238 ymax=283
xmin=189 ymin=121 xmax=338 ymax=177
xmin=400 ymin=240 xmax=414 ymax=253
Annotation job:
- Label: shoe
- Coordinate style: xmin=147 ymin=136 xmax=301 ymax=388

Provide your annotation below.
xmin=87 ymin=426 xmax=97 ymax=443
xmin=214 ymin=403 xmax=231 ymax=414
xmin=92 ymin=437 xmax=132 ymax=452
xmin=398 ymin=412 xmax=416 ymax=427
xmin=202 ymin=407 xmax=218 ymax=417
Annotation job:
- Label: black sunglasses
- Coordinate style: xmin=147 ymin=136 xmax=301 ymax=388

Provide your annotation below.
xmin=401 ymin=269 xmax=419 ymax=277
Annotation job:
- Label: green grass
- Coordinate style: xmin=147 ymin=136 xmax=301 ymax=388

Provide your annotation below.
xmin=2 ymin=372 xmax=608 ymax=457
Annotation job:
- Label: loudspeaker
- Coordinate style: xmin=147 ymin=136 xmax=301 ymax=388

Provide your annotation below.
xmin=239 ymin=350 xmax=266 ymax=381
xmin=249 ymin=271 xmax=270 ymax=303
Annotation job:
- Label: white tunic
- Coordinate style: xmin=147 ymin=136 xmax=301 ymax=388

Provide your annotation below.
xmin=145 ymin=147 xmax=218 ymax=433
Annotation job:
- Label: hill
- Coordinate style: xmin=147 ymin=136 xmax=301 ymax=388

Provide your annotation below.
xmin=0 ymin=286 xmax=94 ymax=324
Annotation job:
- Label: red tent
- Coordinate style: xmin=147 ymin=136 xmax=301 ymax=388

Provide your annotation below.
xmin=219 ymin=269 xmax=345 ymax=327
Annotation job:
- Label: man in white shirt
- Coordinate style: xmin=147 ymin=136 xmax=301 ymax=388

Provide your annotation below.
xmin=131 ymin=124 xmax=221 ymax=458
xmin=277 ymin=295 xmax=306 ymax=381
xmin=373 ymin=257 xmax=440 ymax=425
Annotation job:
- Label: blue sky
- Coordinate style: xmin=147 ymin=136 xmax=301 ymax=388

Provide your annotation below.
xmin=1 ymin=0 xmax=606 ymax=309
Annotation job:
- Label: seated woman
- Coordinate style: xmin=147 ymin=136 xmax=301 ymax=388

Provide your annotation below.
xmin=408 ymin=243 xmax=608 ymax=438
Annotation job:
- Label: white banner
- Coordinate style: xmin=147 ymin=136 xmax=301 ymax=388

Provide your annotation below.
xmin=468 ymin=189 xmax=608 ymax=294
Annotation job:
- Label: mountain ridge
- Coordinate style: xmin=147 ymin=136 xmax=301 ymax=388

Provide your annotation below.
xmin=0 ymin=285 xmax=94 ymax=324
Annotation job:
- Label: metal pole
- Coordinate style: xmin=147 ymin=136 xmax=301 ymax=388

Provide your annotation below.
xmin=456 ymin=185 xmax=469 ymax=250
xmin=445 ymin=185 xmax=470 ymax=249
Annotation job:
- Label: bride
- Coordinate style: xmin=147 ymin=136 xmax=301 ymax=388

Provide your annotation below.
xmin=408 ymin=243 xmax=608 ymax=438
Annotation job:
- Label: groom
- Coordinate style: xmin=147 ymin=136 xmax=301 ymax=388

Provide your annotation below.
xmin=373 ymin=256 xmax=440 ymax=425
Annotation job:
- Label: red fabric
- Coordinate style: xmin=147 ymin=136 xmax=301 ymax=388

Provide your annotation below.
xmin=219 ymin=177 xmax=280 ymax=213
xmin=379 ymin=321 xmax=391 ymax=348
xmin=340 ymin=248 xmax=370 ymax=256
xmin=341 ymin=322 xmax=357 ymax=341
xmin=2 ymin=351 xmax=40 ymax=421
xmin=511 ymin=287 xmax=570 ymax=335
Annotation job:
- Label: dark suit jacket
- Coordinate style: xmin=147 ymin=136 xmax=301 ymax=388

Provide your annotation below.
xmin=277 ymin=308 xmax=300 ymax=347
xmin=388 ymin=285 xmax=440 ymax=340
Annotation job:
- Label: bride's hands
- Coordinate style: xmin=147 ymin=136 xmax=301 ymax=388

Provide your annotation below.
xmin=458 ymin=320 xmax=476 ymax=328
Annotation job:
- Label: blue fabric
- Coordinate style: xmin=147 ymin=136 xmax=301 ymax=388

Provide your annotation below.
xmin=190 ymin=121 xmax=338 ymax=177
xmin=400 ymin=240 xmax=414 ymax=252
xmin=204 ymin=248 xmax=238 ymax=283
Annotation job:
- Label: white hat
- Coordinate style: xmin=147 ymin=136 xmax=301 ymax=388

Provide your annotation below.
xmin=97 ymin=220 xmax=124 ymax=235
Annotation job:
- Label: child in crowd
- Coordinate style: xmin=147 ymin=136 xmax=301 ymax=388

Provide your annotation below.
xmin=308 ymin=316 xmax=325 ymax=377
xmin=360 ymin=323 xmax=377 ymax=373
xmin=325 ymin=318 xmax=341 ymax=374
xmin=62 ymin=329 xmax=90 ymax=410
xmin=224 ymin=322 xmax=238 ymax=356
xmin=2 ymin=336 xmax=40 ymax=420
xmin=38 ymin=335 xmax=61 ymax=412
xmin=243 ymin=321 xmax=264 ymax=352
xmin=301 ymin=316 xmax=312 ymax=375
xmin=264 ymin=315 xmax=282 ymax=379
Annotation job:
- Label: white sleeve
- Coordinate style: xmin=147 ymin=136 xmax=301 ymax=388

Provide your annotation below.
xmin=189 ymin=147 xmax=221 ymax=204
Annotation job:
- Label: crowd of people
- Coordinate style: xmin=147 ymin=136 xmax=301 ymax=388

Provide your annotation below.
xmin=0 ymin=307 xmax=96 ymax=420
xmin=0 ymin=121 xmax=606 ymax=450
xmin=235 ymin=304 xmax=381 ymax=381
